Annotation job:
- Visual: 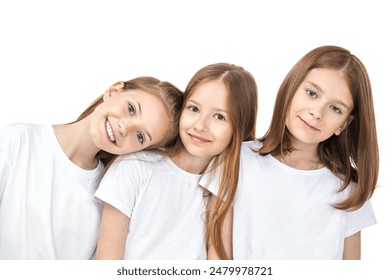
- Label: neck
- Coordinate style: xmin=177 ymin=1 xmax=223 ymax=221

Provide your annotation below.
xmin=277 ymin=148 xmax=323 ymax=170
xmin=170 ymin=149 xmax=213 ymax=174
xmin=53 ymin=115 xmax=101 ymax=170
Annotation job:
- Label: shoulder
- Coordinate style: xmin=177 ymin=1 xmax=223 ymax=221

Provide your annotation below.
xmin=335 ymin=180 xmax=358 ymax=200
xmin=106 ymin=151 xmax=166 ymax=176
xmin=0 ymin=123 xmax=47 ymax=146
xmin=115 ymin=150 xmax=165 ymax=165
xmin=1 ymin=123 xmax=33 ymax=136
xmin=242 ymin=139 xmax=262 ymax=148
xmin=0 ymin=123 xmax=48 ymax=137
xmin=240 ymin=140 xmax=262 ymax=158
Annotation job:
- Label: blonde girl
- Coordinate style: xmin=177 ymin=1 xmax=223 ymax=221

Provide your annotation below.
xmin=0 ymin=77 xmax=183 ymax=259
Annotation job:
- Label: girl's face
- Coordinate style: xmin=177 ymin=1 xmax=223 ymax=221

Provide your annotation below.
xmin=90 ymin=88 xmax=170 ymax=155
xmin=286 ymin=68 xmax=354 ymax=149
xmin=179 ymin=79 xmax=233 ymax=162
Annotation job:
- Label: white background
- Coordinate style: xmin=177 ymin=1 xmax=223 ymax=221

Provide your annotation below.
xmin=0 ymin=0 xmax=388 ymax=268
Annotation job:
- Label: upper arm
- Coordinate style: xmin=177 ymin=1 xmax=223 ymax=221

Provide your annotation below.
xmin=96 ymin=203 xmax=130 ymax=260
xmin=343 ymin=231 xmax=361 ymax=260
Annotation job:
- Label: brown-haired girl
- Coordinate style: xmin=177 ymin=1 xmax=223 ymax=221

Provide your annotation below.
xmin=207 ymin=45 xmax=379 ymax=260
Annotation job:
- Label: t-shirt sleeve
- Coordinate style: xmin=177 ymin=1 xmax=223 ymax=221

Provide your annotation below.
xmin=198 ymin=166 xmax=221 ymax=197
xmin=94 ymin=155 xmax=144 ymax=218
xmin=0 ymin=125 xmax=20 ymax=201
xmin=344 ymin=199 xmax=377 ymax=237
xmin=0 ymin=129 xmax=10 ymax=201
xmin=198 ymin=141 xmax=261 ymax=199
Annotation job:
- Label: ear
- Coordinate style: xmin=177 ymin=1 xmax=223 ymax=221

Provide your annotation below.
xmin=103 ymin=81 xmax=125 ymax=101
xmin=335 ymin=115 xmax=354 ymax=136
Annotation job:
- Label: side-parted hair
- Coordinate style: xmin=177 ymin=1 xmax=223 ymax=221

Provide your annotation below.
xmin=169 ymin=63 xmax=258 ymax=260
xmin=75 ymin=76 xmax=184 ymax=166
xmin=259 ymin=45 xmax=379 ymax=211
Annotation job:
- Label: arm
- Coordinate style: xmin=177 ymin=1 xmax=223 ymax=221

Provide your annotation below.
xmin=207 ymin=197 xmax=233 ymax=260
xmin=343 ymin=231 xmax=361 ymax=260
xmin=96 ymin=203 xmax=130 ymax=260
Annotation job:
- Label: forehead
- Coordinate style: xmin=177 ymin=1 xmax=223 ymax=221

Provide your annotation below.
xmin=305 ymin=68 xmax=347 ymax=81
xmin=132 ymin=89 xmax=168 ymax=116
xmin=123 ymin=88 xmax=158 ymax=99
xmin=189 ymin=79 xmax=229 ymax=102
xmin=123 ymin=88 xmax=167 ymax=110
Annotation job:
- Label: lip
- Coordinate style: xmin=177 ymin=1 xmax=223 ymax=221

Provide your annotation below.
xmin=298 ymin=116 xmax=320 ymax=131
xmin=187 ymin=132 xmax=210 ymax=144
xmin=105 ymin=119 xmax=117 ymax=143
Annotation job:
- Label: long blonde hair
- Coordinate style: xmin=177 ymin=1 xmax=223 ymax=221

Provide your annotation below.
xmin=166 ymin=63 xmax=258 ymax=259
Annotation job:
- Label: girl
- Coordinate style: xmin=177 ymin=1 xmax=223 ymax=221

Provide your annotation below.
xmin=0 ymin=77 xmax=183 ymax=259
xmin=94 ymin=63 xmax=258 ymax=259
xmin=207 ymin=45 xmax=379 ymax=260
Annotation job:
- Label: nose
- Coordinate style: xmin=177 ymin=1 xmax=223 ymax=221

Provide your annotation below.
xmin=118 ymin=118 xmax=136 ymax=136
xmin=194 ymin=114 xmax=208 ymax=132
xmin=308 ymin=106 xmax=322 ymax=120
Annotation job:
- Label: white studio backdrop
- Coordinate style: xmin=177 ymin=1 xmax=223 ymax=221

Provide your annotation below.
xmin=0 ymin=0 xmax=388 ymax=266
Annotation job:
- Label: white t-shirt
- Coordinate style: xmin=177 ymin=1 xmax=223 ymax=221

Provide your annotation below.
xmin=94 ymin=152 xmax=208 ymax=260
xmin=0 ymin=123 xmax=104 ymax=259
xmin=201 ymin=140 xmax=376 ymax=260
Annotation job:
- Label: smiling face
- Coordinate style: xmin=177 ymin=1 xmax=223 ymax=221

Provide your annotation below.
xmin=90 ymin=88 xmax=170 ymax=155
xmin=179 ymin=79 xmax=234 ymax=162
xmin=286 ymin=68 xmax=354 ymax=150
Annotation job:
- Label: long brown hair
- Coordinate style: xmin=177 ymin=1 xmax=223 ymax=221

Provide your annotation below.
xmin=169 ymin=63 xmax=258 ymax=259
xmin=74 ymin=76 xmax=184 ymax=166
xmin=259 ymin=45 xmax=379 ymax=210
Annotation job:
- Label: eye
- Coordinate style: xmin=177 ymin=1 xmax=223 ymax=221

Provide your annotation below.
xmin=188 ymin=105 xmax=199 ymax=113
xmin=306 ymin=90 xmax=317 ymax=98
xmin=136 ymin=132 xmax=144 ymax=144
xmin=128 ymin=103 xmax=135 ymax=116
xmin=330 ymin=105 xmax=342 ymax=114
xmin=214 ymin=113 xmax=226 ymax=121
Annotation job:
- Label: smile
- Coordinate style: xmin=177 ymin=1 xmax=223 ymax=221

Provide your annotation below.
xmin=105 ymin=119 xmax=116 ymax=143
xmin=299 ymin=117 xmax=320 ymax=131
xmin=188 ymin=133 xmax=210 ymax=144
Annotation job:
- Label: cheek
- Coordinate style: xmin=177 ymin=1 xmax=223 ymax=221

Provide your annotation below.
xmin=285 ymin=114 xmax=292 ymax=131
xmin=178 ymin=114 xmax=190 ymax=130
xmin=218 ymin=126 xmax=234 ymax=146
xmin=157 ymin=127 xmax=172 ymax=145
xmin=90 ymin=104 xmax=103 ymax=121
xmin=328 ymin=114 xmax=348 ymax=128
xmin=119 ymin=138 xmax=138 ymax=154
xmin=89 ymin=114 xmax=102 ymax=139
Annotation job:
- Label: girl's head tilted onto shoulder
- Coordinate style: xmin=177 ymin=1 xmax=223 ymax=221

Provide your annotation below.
xmin=261 ymin=45 xmax=379 ymax=210
xmin=76 ymin=76 xmax=184 ymax=165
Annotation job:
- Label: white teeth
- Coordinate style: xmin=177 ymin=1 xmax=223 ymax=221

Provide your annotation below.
xmin=105 ymin=120 xmax=116 ymax=142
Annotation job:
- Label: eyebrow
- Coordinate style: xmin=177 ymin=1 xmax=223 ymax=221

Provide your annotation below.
xmin=187 ymin=99 xmax=228 ymax=113
xmin=306 ymin=81 xmax=352 ymax=109
xmin=145 ymin=131 xmax=152 ymax=143
xmin=135 ymin=100 xmax=153 ymax=143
